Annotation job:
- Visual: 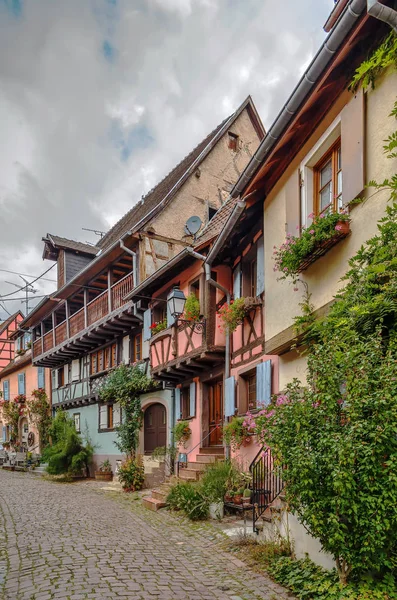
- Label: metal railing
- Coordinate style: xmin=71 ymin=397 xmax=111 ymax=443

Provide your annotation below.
xmin=177 ymin=424 xmax=222 ymax=476
xmin=249 ymin=446 xmax=285 ymax=533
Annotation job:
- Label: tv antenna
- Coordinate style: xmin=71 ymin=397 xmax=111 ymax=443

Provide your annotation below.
xmin=5 ymin=276 xmax=38 ymax=314
xmin=82 ymin=227 xmax=106 ymax=239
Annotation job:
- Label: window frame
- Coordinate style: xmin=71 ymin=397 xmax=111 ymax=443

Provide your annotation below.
xmin=227 ymin=131 xmax=238 ymax=152
xmin=73 ymin=413 xmax=81 ymax=433
xmin=313 ymin=138 xmax=342 ymax=216
xmin=90 ymin=342 xmax=118 ymax=376
xmin=132 ymin=334 xmax=142 ymax=363
xmin=98 ymin=402 xmax=122 ymax=432
xmin=181 ymin=386 xmax=191 ymax=420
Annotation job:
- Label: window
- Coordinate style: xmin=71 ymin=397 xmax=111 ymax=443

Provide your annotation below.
xmin=181 ymin=387 xmax=191 ymax=420
xmin=208 ymin=206 xmax=217 ymax=221
xmin=90 ymin=343 xmax=118 ymax=375
xmin=74 ymin=413 xmax=81 ymax=433
xmin=18 ymin=373 xmax=26 ymax=395
xmin=314 ymin=140 xmax=342 ymax=215
xmin=132 ymin=334 xmax=142 ymax=363
xmin=228 ymin=131 xmax=238 ymax=151
xmin=250 ymin=259 xmax=257 ymax=298
xmin=57 ymin=368 xmax=64 ymax=388
xmin=99 ymin=403 xmax=121 ymax=431
xmin=241 ymin=244 xmax=258 ymax=298
xmin=2 ymin=380 xmax=9 ymax=401
xmin=37 ymin=367 xmax=45 ymax=389
xmin=247 ymin=372 xmax=257 ymax=410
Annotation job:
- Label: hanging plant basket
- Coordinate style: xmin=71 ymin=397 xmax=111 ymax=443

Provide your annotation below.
xmin=297 ymin=221 xmax=351 ymax=273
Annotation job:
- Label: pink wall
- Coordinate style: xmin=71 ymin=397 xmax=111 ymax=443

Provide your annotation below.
xmin=177 ymin=377 xmax=202 ymax=462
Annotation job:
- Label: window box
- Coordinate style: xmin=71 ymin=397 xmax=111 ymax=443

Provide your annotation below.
xmin=296 ymin=220 xmax=351 ymax=273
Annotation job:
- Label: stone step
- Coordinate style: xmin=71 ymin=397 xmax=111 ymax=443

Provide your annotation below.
xmin=187 ymin=462 xmax=206 ymax=471
xmin=178 ymin=468 xmax=201 ymax=481
xmin=152 ymin=489 xmax=168 ymax=501
xmin=195 ymin=454 xmax=224 ymax=464
xmin=142 ymin=497 xmax=167 ymax=512
xmin=199 ymin=446 xmax=224 ymax=455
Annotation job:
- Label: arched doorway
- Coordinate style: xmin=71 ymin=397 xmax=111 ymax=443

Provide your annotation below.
xmin=19 ymin=417 xmax=29 ymax=448
xmin=144 ymin=403 xmax=166 ymax=454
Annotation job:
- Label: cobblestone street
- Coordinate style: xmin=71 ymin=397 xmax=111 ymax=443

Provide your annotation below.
xmin=0 ymin=471 xmax=290 ymax=600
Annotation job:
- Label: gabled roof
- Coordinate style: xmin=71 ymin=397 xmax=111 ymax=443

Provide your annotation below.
xmin=97 ymin=96 xmax=264 ymax=250
xmin=42 ymin=234 xmax=99 ymax=260
xmin=0 ymin=351 xmax=32 ymax=379
xmin=0 ymin=311 xmax=24 ymax=335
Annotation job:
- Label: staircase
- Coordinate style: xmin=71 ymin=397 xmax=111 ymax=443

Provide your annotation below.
xmin=30 ymin=462 xmax=48 ymax=476
xmin=142 ymin=446 xmax=224 ymax=511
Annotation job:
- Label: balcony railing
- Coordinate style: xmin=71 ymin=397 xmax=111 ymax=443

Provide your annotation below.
xmin=33 ymin=272 xmax=134 ymax=359
xmin=150 ymin=321 xmax=206 ymax=371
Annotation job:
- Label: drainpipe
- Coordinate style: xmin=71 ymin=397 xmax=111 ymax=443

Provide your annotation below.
xmin=120 ymin=237 xmax=138 ymax=288
xmin=367 ymin=0 xmax=397 ymax=31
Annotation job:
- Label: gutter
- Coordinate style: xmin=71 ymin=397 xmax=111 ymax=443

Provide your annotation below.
xmin=120 ymin=240 xmax=137 ymax=288
xmin=231 ymin=0 xmax=368 ymax=198
xmin=367 ymin=0 xmax=397 ymax=31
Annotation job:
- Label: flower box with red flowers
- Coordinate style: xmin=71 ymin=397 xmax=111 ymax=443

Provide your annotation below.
xmin=273 ymin=211 xmax=351 ymax=279
xmin=149 ymin=320 xmax=168 ymax=336
xmin=14 ymin=394 xmax=26 ymax=404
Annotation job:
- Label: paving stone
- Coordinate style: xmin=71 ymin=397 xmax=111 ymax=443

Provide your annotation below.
xmin=0 ymin=471 xmax=292 ymax=599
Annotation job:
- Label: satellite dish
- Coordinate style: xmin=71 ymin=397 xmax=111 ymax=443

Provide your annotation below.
xmin=185 ymin=216 xmax=202 ymax=236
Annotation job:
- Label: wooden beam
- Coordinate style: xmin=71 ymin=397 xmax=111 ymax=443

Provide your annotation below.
xmin=84 ymin=289 xmax=88 ymax=328
xmin=65 ymin=300 xmax=70 ymax=338
xmin=186 ymin=359 xmax=207 ymax=370
xmin=108 ymin=268 xmax=113 ymax=313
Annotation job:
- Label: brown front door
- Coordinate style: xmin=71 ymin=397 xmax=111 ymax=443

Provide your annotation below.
xmin=144 ymin=403 xmax=167 ymax=454
xmin=209 ymin=381 xmax=223 ymax=446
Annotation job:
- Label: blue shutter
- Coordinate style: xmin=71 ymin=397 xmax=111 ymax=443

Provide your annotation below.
xmin=167 ymin=300 xmax=175 ymax=328
xmin=189 ymin=382 xmax=196 ymax=418
xmin=256 ymin=236 xmax=265 ymax=296
xmin=38 ymin=367 xmax=45 ymax=389
xmin=175 ymin=388 xmax=181 ymax=421
xmin=233 ymin=264 xmax=241 ymax=300
xmin=18 ymin=373 xmax=26 ymax=395
xmin=2 ymin=426 xmax=6 ymax=442
xmin=256 ymin=360 xmax=272 ymax=406
xmin=225 ymin=376 xmax=236 ymax=417
xmin=51 ymin=369 xmax=57 ymax=390
xmin=143 ymin=309 xmax=152 ymax=341
xmin=16 ymin=337 xmax=21 ymax=352
xmin=3 ymin=380 xmax=9 ymax=401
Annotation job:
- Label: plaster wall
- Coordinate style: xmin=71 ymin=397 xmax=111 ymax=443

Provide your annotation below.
xmin=177 ymin=380 xmax=202 ymax=462
xmin=264 ymin=72 xmax=397 ymax=346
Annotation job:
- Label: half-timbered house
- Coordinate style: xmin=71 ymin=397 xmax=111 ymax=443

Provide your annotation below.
xmin=0 ymin=311 xmax=24 ymax=372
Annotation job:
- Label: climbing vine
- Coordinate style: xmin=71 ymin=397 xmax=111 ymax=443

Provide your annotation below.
xmin=27 ymin=388 xmax=52 ymax=450
xmin=99 ymin=363 xmax=159 ymax=458
xmin=1 ymin=400 xmax=24 ymax=446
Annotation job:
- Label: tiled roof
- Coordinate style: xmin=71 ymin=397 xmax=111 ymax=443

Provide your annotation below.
xmin=97 ymin=117 xmax=231 ymax=250
xmin=194 ymin=197 xmax=238 ymax=248
xmin=0 ymin=351 xmax=32 ymax=378
xmin=0 ymin=311 xmax=23 ymax=335
xmin=45 ymin=234 xmax=99 ymax=256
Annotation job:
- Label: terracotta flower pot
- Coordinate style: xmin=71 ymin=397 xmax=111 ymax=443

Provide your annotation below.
xmin=234 ymin=495 xmax=242 ymax=505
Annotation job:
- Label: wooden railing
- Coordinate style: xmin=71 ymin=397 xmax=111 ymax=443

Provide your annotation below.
xmin=55 ymin=321 xmax=67 ymax=345
xmin=87 ymin=292 xmax=108 ymax=326
xmin=32 ymin=271 xmax=134 ymax=358
xmin=150 ymin=321 xmax=206 ymax=370
xmin=69 ymin=308 xmax=85 ymax=337
xmin=112 ymin=273 xmax=134 ymax=310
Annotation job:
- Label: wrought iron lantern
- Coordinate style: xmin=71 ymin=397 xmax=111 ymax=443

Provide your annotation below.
xmin=167 ymin=286 xmax=186 ymax=319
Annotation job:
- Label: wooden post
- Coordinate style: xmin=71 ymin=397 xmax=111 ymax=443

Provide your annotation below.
xmin=65 ymin=300 xmax=70 ymax=338
xmin=108 ymin=269 xmax=113 ymax=313
xmin=40 ymin=322 xmax=44 ymax=354
xmin=84 ymin=289 xmax=88 ymax=328
xmin=52 ymin=312 xmax=56 ymax=348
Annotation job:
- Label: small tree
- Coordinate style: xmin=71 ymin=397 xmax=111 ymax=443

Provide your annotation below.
xmin=27 ymin=388 xmax=52 ymax=451
xmin=99 ymin=364 xmax=159 ymax=458
xmin=1 ymin=399 xmax=24 ymax=446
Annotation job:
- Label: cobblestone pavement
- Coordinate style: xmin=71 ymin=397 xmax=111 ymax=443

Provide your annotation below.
xmin=0 ymin=471 xmax=292 ymax=600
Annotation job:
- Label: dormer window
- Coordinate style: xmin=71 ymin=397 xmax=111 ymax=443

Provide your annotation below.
xmin=228 ymin=132 xmax=238 ymax=152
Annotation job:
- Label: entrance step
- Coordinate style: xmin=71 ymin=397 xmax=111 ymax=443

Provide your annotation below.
xmin=178 ymin=468 xmax=201 ymax=482
xmin=196 ymin=454 xmax=224 ymax=464
xmin=142 ymin=497 xmax=167 ymax=512
xmin=199 ymin=446 xmax=224 ymax=454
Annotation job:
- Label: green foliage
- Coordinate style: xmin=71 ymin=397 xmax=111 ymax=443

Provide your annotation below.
xmin=150 ymin=319 xmax=167 ymax=335
xmin=43 ymin=411 xmax=93 ymax=476
xmin=151 ymin=445 xmax=177 ymax=474
xmin=27 ymin=388 xmax=52 ymax=450
xmin=200 ymin=460 xmax=243 ymax=502
xmin=99 ymin=459 xmax=112 ymax=473
xmin=1 ymin=399 xmax=24 ymax=444
xmin=184 ymin=293 xmax=201 ymax=321
xmin=218 ymin=297 xmax=247 ymax=333
xmin=166 ymin=482 xmax=208 ymax=520
xmin=117 ymin=456 xmax=145 ymax=492
xmin=350 ymin=32 xmax=397 ymax=92
xmin=99 ymin=364 xmax=159 ymax=458
xmin=222 ymin=417 xmax=251 ymax=450
xmin=172 ymin=420 xmax=191 ymax=446
xmin=274 ymin=211 xmax=350 ymax=281
xmin=268 ymin=557 xmax=396 ymax=600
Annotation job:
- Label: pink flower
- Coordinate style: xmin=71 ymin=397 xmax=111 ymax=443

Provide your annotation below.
xmin=337 ymin=398 xmax=344 ymax=405
xmin=308 ymin=212 xmax=315 ymax=219
xmin=335 ymin=224 xmax=343 ymax=231
xmin=309 ymin=229 xmax=315 ymax=234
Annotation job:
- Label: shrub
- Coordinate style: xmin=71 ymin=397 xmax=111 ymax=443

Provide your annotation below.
xmin=43 ymin=411 xmax=93 ymax=476
xmin=172 ymin=421 xmax=191 ymax=446
xmin=118 ymin=456 xmax=145 ymax=492
xmin=166 ymin=482 xmax=208 ymax=520
xmin=201 ymin=459 xmax=245 ymax=502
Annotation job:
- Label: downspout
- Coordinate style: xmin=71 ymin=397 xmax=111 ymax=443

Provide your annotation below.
xmin=120 ymin=236 xmax=138 ymax=288
xmin=186 ymin=197 xmax=247 ymax=461
xmin=367 ymin=0 xmax=397 ymax=31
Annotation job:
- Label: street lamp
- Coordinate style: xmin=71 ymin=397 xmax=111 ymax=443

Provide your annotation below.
xmin=167 ymin=286 xmax=186 ymax=319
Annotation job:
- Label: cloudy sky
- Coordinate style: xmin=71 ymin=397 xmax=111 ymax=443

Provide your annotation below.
xmin=0 ymin=0 xmax=334 ymax=319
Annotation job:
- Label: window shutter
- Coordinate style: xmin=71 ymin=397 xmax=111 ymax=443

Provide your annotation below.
xmin=225 ymin=376 xmax=236 ymax=417
xmin=64 ymin=364 xmax=69 ymax=385
xmin=167 ymin=300 xmax=175 ymax=328
xmin=18 ymin=373 xmax=25 ymax=395
xmin=143 ymin=309 xmax=152 ymax=341
xmin=175 ymin=388 xmax=181 ymax=421
xmin=3 ymin=380 xmax=9 ymax=401
xmin=285 ymin=169 xmax=301 ymax=236
xmin=113 ymin=403 xmax=121 ymax=427
xmin=189 ymin=382 xmax=196 ymax=418
xmin=341 ymin=89 xmax=364 ymax=206
xmin=38 ymin=367 xmax=45 ymax=389
xmin=122 ymin=336 xmax=130 ymax=364
xmin=16 ymin=337 xmax=21 ymax=352
xmin=51 ymin=370 xmax=57 ymax=390
xmin=256 ymin=236 xmax=264 ymax=296
xmin=99 ymin=405 xmax=107 ymax=429
xmin=71 ymin=359 xmax=80 ymax=381
xmin=256 ymin=360 xmax=272 ymax=406
xmin=2 ymin=426 xmax=6 ymax=442
xmin=233 ymin=264 xmax=241 ymax=300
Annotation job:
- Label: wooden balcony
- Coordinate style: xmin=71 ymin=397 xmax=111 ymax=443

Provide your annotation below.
xmin=32 ymin=272 xmax=138 ymax=367
xmin=150 ymin=320 xmax=225 ymax=383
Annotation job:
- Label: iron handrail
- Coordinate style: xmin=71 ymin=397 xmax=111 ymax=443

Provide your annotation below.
xmin=177 ymin=425 xmax=222 ymax=475
xmin=250 ymin=445 xmax=285 ymax=534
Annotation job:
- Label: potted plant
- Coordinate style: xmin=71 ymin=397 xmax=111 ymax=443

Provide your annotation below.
xmin=118 ymin=456 xmax=145 ymax=492
xmin=183 ymin=293 xmax=201 ymax=322
xmin=172 ymin=421 xmax=192 ymax=447
xmin=243 ymin=488 xmax=252 ymax=506
xmin=150 ymin=319 xmax=168 ymax=335
xmin=95 ymin=458 xmax=113 ymax=481
xmin=234 ymin=488 xmax=244 ymax=505
xmin=224 ymin=489 xmax=234 ymax=503
xmin=217 ymin=297 xmax=247 ymax=333
xmin=222 ymin=417 xmax=252 ymax=451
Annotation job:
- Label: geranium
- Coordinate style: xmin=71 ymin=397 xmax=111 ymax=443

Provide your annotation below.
xmin=217 ymin=297 xmax=247 ymax=333
xmin=149 ymin=319 xmax=167 ymax=335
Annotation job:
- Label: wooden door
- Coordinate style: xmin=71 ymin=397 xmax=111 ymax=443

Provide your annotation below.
xmin=144 ymin=403 xmax=167 ymax=454
xmin=209 ymin=381 xmax=223 ymax=446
